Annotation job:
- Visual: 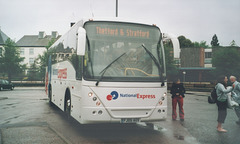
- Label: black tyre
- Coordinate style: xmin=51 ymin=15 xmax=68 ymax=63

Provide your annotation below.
xmin=48 ymin=87 xmax=53 ymax=106
xmin=0 ymin=87 xmax=2 ymax=91
xmin=65 ymin=92 xmax=71 ymax=118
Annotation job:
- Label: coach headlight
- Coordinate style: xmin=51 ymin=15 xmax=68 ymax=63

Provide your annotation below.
xmin=163 ymin=92 xmax=167 ymax=97
xmin=88 ymin=92 xmax=93 ymax=97
xmin=159 ymin=101 xmax=163 ymax=105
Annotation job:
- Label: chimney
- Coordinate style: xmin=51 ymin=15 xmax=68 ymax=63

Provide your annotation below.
xmin=38 ymin=31 xmax=46 ymax=39
xmin=51 ymin=31 xmax=59 ymax=38
xmin=70 ymin=22 xmax=75 ymax=27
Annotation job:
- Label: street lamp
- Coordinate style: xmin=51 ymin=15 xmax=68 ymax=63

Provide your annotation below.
xmin=183 ymin=71 xmax=186 ymax=82
xmin=116 ymin=0 xmax=118 ymax=17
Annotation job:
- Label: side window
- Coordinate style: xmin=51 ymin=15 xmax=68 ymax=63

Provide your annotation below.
xmin=69 ymin=54 xmax=82 ymax=80
xmin=76 ymin=56 xmax=83 ymax=80
xmin=0 ymin=47 xmax=2 ymax=57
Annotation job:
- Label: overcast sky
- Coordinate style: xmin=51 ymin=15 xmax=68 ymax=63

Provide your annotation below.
xmin=0 ymin=0 xmax=239 ymax=46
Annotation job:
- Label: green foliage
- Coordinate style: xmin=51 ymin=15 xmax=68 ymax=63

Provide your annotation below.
xmin=27 ymin=61 xmax=41 ymax=81
xmin=36 ymin=39 xmax=57 ymax=80
xmin=230 ymin=40 xmax=237 ymax=46
xmin=36 ymin=51 xmax=48 ymax=81
xmin=178 ymin=35 xmax=194 ymax=48
xmin=46 ymin=38 xmax=56 ymax=50
xmin=193 ymin=41 xmax=209 ymax=48
xmin=212 ymin=47 xmax=240 ymax=78
xmin=0 ymin=38 xmax=25 ymax=81
xmin=211 ymin=34 xmax=219 ymax=47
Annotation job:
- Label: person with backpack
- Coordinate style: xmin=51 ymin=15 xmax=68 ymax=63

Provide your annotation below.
xmin=170 ymin=78 xmax=185 ymax=121
xmin=215 ymin=75 xmax=234 ymax=132
xmin=229 ymin=76 xmax=240 ymax=125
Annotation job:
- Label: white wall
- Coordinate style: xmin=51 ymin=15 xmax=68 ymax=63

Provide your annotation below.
xmin=20 ymin=47 xmax=46 ymax=67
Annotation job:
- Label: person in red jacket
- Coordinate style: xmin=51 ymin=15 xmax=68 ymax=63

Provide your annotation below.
xmin=170 ymin=78 xmax=186 ymax=121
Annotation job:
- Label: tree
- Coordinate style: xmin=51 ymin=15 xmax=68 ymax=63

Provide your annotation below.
xmin=0 ymin=38 xmax=24 ymax=81
xmin=211 ymin=34 xmax=219 ymax=47
xmin=230 ymin=40 xmax=237 ymax=46
xmin=178 ymin=35 xmax=194 ymax=48
xmin=36 ymin=39 xmax=56 ymax=81
xmin=193 ymin=41 xmax=209 ymax=48
xmin=212 ymin=47 xmax=240 ymax=78
xmin=27 ymin=61 xmax=40 ymax=80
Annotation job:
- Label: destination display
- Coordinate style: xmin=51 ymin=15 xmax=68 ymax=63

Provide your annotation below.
xmin=85 ymin=21 xmax=160 ymax=41
xmin=96 ymin=26 xmax=150 ymax=38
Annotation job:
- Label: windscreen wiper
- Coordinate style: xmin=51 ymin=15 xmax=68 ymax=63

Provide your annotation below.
xmin=95 ymin=53 xmax=126 ymax=86
xmin=141 ymin=44 xmax=164 ymax=86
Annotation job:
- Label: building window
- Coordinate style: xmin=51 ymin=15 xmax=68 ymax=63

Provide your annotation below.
xmin=205 ymin=52 xmax=212 ymax=58
xmin=204 ymin=59 xmax=212 ymax=64
xmin=29 ymin=58 xmax=35 ymax=65
xmin=20 ymin=48 xmax=24 ymax=55
xmin=29 ymin=48 xmax=34 ymax=55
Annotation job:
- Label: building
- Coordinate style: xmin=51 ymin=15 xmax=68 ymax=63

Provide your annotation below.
xmin=0 ymin=29 xmax=10 ymax=58
xmin=179 ymin=47 xmax=215 ymax=82
xmin=16 ymin=31 xmax=61 ymax=68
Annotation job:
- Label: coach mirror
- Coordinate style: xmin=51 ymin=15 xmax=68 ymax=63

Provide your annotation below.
xmin=77 ymin=27 xmax=86 ymax=56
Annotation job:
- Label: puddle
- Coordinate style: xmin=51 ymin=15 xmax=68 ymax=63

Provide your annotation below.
xmin=0 ymin=97 xmax=8 ymax=100
xmin=40 ymin=98 xmax=49 ymax=101
xmin=136 ymin=122 xmax=167 ymax=132
xmin=174 ymin=134 xmax=185 ymax=140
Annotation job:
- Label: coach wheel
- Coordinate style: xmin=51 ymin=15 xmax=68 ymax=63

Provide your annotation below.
xmin=48 ymin=89 xmax=53 ymax=106
xmin=65 ymin=91 xmax=71 ymax=117
xmin=0 ymin=87 xmax=2 ymax=91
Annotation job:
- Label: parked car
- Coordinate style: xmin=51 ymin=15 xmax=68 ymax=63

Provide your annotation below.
xmin=0 ymin=79 xmax=14 ymax=91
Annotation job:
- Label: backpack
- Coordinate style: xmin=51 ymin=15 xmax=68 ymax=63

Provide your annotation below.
xmin=208 ymin=87 xmax=217 ymax=104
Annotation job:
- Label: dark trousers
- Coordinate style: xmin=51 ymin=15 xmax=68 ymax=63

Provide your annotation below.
xmin=216 ymin=100 xmax=228 ymax=123
xmin=172 ymin=96 xmax=184 ymax=120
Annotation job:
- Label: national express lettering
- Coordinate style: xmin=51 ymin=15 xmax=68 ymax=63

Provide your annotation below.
xmin=58 ymin=68 xmax=67 ymax=79
xmin=96 ymin=26 xmax=150 ymax=38
xmin=106 ymin=91 xmax=156 ymax=101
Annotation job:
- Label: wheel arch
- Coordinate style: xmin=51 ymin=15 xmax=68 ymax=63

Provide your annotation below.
xmin=64 ymin=87 xmax=71 ymax=111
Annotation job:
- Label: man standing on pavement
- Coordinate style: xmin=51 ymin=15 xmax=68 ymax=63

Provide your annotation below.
xmin=170 ymin=78 xmax=185 ymax=121
xmin=230 ymin=76 xmax=240 ymax=125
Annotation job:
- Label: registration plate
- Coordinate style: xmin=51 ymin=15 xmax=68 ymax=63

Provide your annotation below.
xmin=121 ymin=118 xmax=140 ymax=123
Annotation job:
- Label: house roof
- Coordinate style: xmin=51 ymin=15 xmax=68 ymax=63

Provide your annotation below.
xmin=0 ymin=29 xmax=10 ymax=45
xmin=16 ymin=34 xmax=61 ymax=47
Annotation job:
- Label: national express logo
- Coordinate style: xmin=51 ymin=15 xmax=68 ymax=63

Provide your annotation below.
xmin=106 ymin=91 xmax=156 ymax=101
xmin=107 ymin=91 xmax=119 ymax=101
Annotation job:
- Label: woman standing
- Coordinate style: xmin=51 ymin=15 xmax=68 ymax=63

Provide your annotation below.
xmin=215 ymin=75 xmax=234 ymax=132
xmin=170 ymin=78 xmax=185 ymax=121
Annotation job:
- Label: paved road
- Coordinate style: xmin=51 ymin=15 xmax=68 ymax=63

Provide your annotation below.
xmin=0 ymin=87 xmax=240 ymax=144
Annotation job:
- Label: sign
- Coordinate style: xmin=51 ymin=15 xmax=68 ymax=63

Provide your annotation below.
xmin=58 ymin=68 xmax=67 ymax=79
xmin=96 ymin=26 xmax=150 ymax=38
xmin=107 ymin=91 xmax=156 ymax=101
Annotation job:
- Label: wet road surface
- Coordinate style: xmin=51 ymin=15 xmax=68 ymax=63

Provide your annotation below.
xmin=0 ymin=87 xmax=240 ymax=144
